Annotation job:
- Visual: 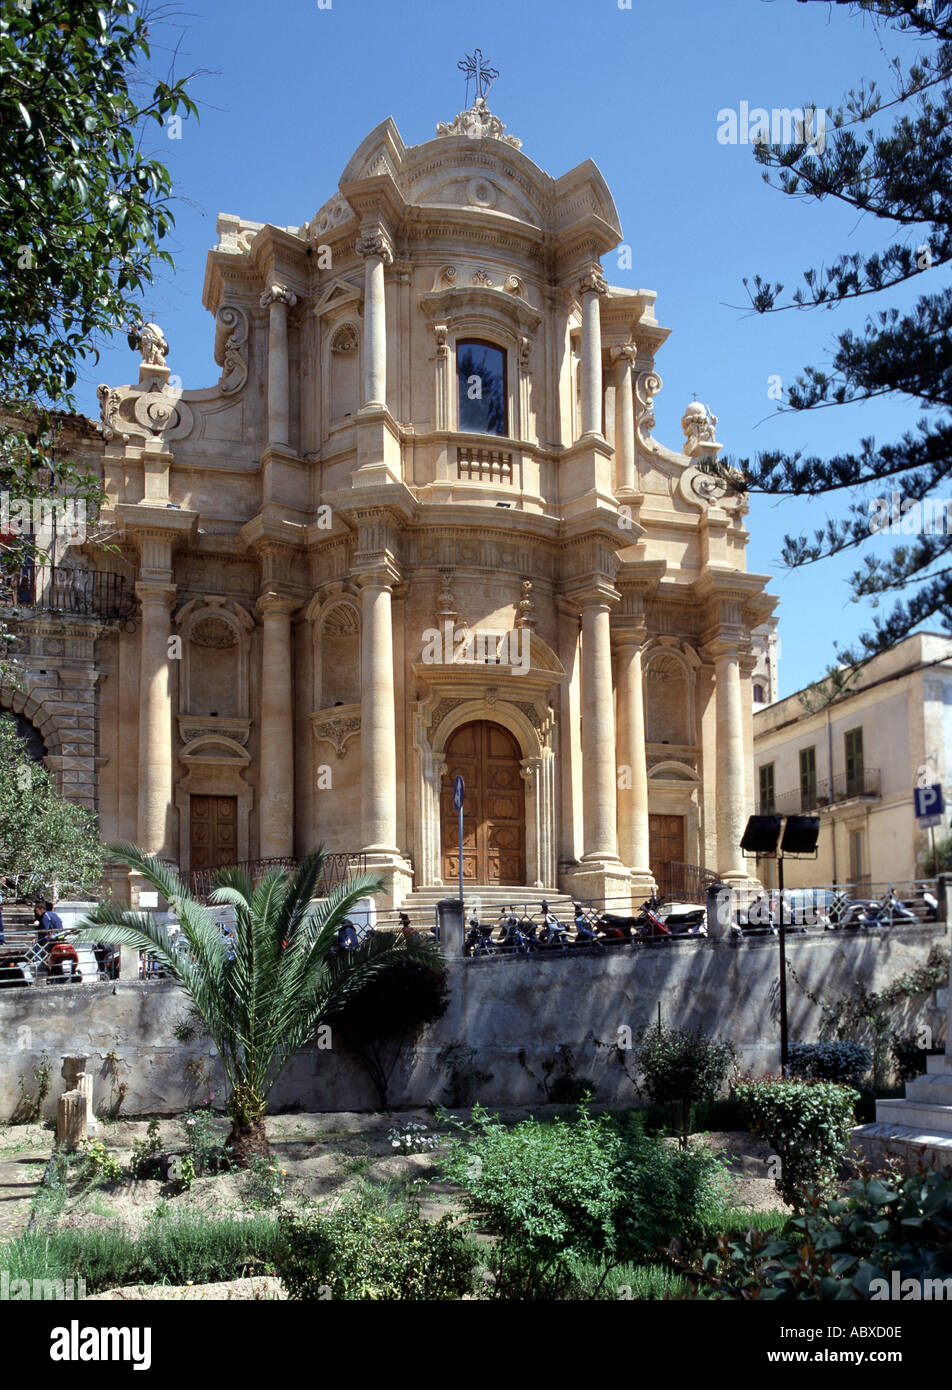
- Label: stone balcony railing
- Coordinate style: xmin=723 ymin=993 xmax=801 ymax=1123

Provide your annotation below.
xmin=759 ymin=768 xmax=882 ymax=817
xmin=0 ymin=565 xmax=137 ymax=625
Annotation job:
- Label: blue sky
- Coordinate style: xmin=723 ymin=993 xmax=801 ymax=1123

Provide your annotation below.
xmin=85 ymin=0 xmax=943 ymax=697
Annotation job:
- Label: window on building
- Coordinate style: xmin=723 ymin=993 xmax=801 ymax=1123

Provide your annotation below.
xmin=457 ymin=340 xmax=507 ymax=435
xmin=799 ymin=745 xmax=817 ymax=811
xmin=758 ymin=762 xmax=776 ymax=815
xmin=752 ymin=682 xmax=765 ymax=704
xmin=849 ymin=828 xmax=866 ymax=885
xmin=844 ymin=727 xmax=865 ymax=797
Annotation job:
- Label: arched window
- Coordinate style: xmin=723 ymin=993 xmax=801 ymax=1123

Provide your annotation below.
xmin=753 ymin=683 xmax=765 ymax=704
xmin=457 ymin=340 xmax=507 ymax=435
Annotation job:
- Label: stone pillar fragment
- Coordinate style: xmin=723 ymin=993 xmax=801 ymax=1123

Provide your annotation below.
xmin=56 ymin=1090 xmax=87 ymax=1150
xmin=135 ymin=580 xmax=177 ymax=859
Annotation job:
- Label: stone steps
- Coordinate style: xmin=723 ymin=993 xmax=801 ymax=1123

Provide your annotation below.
xmin=874 ymin=1098 xmax=952 ymax=1136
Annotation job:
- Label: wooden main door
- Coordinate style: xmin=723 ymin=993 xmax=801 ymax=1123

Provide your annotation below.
xmin=190 ymin=795 xmax=238 ymax=873
xmin=649 ymin=813 xmax=685 ymax=896
xmin=440 ymin=721 xmax=526 ymax=885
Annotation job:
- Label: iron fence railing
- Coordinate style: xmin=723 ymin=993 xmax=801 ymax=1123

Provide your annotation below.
xmin=0 ymin=565 xmax=136 ymax=623
xmin=185 ymin=852 xmax=368 ymax=902
xmin=759 ymin=768 xmax=882 ymax=816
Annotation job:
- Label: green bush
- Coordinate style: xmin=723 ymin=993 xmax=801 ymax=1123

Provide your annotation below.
xmin=1 ymin=1214 xmax=282 ymax=1296
xmin=735 ymin=1078 xmax=859 ymax=1208
xmin=442 ymin=1104 xmax=729 ymax=1299
xmin=788 ymin=1041 xmax=872 ymax=1086
xmin=275 ymin=1189 xmax=476 ymax=1300
xmin=679 ymin=1165 xmax=952 ymax=1300
xmin=634 ymin=1025 xmax=736 ymax=1148
xmin=891 ymin=1033 xmax=944 ymax=1083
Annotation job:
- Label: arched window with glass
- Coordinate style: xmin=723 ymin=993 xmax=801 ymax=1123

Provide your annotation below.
xmin=456 ymin=340 xmax=507 ymax=436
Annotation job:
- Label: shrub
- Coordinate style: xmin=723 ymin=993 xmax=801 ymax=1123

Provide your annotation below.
xmin=891 ymin=1032 xmax=944 ymax=1083
xmin=442 ymin=1104 xmax=729 ymax=1298
xmin=735 ymin=1078 xmax=859 ymax=1208
xmin=634 ymin=1025 xmax=736 ymax=1148
xmin=788 ymin=1041 xmax=871 ymax=1086
xmin=678 ymin=1165 xmax=952 ymax=1300
xmin=1 ymin=1214 xmax=281 ymax=1295
xmin=130 ymin=1119 xmax=163 ymax=1179
xmin=276 ymin=1189 xmax=476 ymax=1300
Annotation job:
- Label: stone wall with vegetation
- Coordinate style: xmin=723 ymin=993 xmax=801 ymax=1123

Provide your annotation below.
xmin=1 ymin=925 xmax=947 ymax=1118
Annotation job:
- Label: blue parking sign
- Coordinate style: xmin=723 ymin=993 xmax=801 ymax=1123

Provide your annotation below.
xmin=914 ymin=784 xmax=944 ymax=825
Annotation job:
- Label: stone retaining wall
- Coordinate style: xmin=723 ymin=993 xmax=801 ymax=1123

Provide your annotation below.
xmin=1 ymin=925 xmax=947 ymax=1117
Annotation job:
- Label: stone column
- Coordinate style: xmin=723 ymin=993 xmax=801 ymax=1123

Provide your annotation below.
xmin=714 ymin=644 xmax=747 ymax=882
xmin=135 ymin=580 xmax=177 ymax=859
xmin=359 ymin=566 xmax=400 ymax=853
xmin=580 ymin=595 xmax=620 ymax=863
xmin=611 ymin=345 xmax=636 ymax=494
xmin=356 ymin=229 xmax=393 ymax=408
xmin=260 ymin=284 xmax=297 ymax=449
xmin=615 ymin=630 xmax=653 ymax=891
xmin=579 ymin=266 xmax=607 ymax=438
xmin=257 ymin=592 xmax=297 ymax=859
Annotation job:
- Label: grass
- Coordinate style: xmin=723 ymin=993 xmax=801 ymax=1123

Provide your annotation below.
xmin=1 ymin=1212 xmax=283 ymax=1297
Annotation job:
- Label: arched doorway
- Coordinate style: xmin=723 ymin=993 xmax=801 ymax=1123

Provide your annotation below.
xmin=441 ymin=720 xmax=526 ymax=885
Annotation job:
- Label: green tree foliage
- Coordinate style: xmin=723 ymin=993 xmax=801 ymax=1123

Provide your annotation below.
xmin=735 ymin=0 xmax=952 ymax=662
xmin=0 ymin=713 xmax=103 ymax=896
xmin=634 ymin=1023 xmax=736 ymax=1148
xmin=72 ymin=845 xmax=446 ymax=1165
xmin=0 ymin=1 xmax=198 ymax=599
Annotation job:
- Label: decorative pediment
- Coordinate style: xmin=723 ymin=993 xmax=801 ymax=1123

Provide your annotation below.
xmin=178 ymin=733 xmax=250 ymax=765
xmin=314 ymin=277 xmax=363 ymax=318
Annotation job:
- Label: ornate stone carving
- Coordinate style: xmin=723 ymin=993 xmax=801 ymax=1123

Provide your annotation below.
xmin=635 ymin=370 xmax=663 ymax=445
xmin=260 ymin=284 xmax=298 ymax=311
xmin=190 ymin=615 xmax=238 ymax=649
xmin=471 ymin=268 xmax=494 ymax=287
xmin=610 ymin=344 xmax=637 ymax=367
xmin=216 ymin=305 xmax=249 ymax=395
xmin=435 ymin=571 xmax=456 ymax=626
xmin=138 ymin=322 xmax=168 ymax=368
xmin=96 ymin=385 xmax=129 ymax=442
xmin=515 ymin=578 xmax=536 ymax=629
xmin=435 ymin=96 xmax=522 ymax=148
xmin=519 ymin=335 xmax=531 ymax=371
xmin=355 ymin=230 xmax=394 ymax=265
xmin=434 ymin=323 xmax=449 ymax=358
xmin=331 ymin=323 xmax=358 ymax=353
xmin=439 ymin=266 xmax=458 ymax=286
xmin=506 ymin=275 xmax=526 ymax=299
xmin=578 ymin=267 xmax=607 ymax=297
xmin=681 ymin=400 xmax=719 ymax=454
xmin=312 ymin=710 xmax=361 ymax=758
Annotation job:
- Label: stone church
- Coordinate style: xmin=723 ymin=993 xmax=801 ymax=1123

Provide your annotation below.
xmin=5 ymin=96 xmax=774 ymax=908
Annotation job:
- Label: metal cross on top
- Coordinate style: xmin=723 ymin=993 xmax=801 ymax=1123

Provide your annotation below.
xmin=458 ymin=48 xmax=498 ymax=105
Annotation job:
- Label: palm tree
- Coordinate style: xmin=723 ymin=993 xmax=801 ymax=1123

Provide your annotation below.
xmin=72 ymin=843 xmax=445 ymax=1164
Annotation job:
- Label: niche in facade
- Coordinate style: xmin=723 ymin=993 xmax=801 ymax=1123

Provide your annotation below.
xmin=187 ymin=615 xmax=241 ymax=718
xmin=318 ymin=601 xmax=360 ymax=708
xmin=328 ymin=322 xmax=359 ymax=422
xmin=645 ymin=652 xmax=690 ymax=746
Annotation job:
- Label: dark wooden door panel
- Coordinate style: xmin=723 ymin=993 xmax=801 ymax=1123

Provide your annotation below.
xmin=440 ymin=721 xmax=526 ymax=885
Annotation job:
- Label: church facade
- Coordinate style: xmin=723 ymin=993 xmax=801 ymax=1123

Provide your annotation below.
xmin=7 ymin=98 xmax=775 ymax=908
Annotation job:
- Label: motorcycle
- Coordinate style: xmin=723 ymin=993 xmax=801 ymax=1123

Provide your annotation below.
xmin=524 ymin=901 xmax=570 ymax=951
xmin=645 ymin=892 xmax=708 ymax=939
xmin=465 ymin=914 xmax=497 ymax=957
xmin=495 ymin=908 xmax=533 ymax=955
xmin=572 ymin=904 xmax=603 ymax=948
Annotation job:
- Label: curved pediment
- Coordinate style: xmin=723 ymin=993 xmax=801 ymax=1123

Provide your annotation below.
xmin=336 ymin=108 xmax=621 ymax=243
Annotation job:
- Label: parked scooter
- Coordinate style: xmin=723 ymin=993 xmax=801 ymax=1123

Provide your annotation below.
xmin=572 ymin=904 xmax=603 ymax=948
xmin=495 ymin=907 xmax=533 ymax=954
xmin=645 ymin=892 xmax=707 ymax=938
xmin=524 ymin=900 xmax=570 ymax=951
xmin=465 ymin=913 xmax=497 ymax=957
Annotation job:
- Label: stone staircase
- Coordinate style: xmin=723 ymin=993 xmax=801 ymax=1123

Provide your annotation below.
xmin=857 ymin=1054 xmax=952 ymax=1168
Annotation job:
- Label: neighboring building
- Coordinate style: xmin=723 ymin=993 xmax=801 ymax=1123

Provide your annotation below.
xmin=752 ymin=632 xmax=952 ymax=889
xmin=2 ymin=96 xmax=774 ymax=906
xmin=751 ymin=617 xmax=780 ymax=710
